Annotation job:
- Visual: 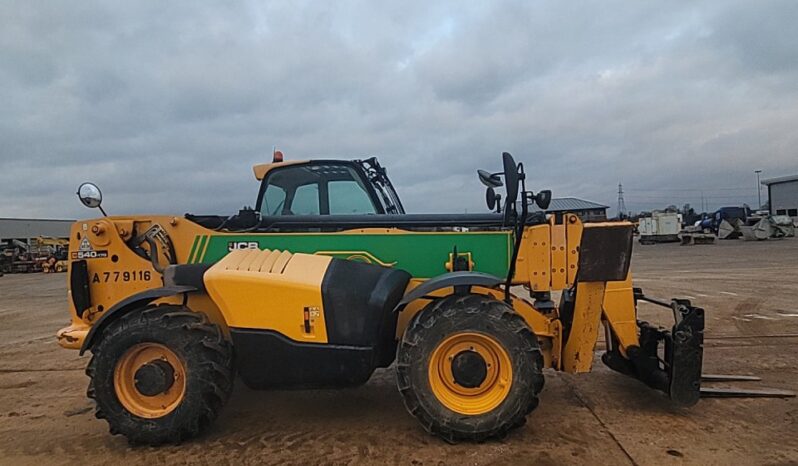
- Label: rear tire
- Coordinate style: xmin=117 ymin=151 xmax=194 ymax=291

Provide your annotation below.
xmin=86 ymin=305 xmax=234 ymax=445
xmin=396 ymin=294 xmax=544 ymax=443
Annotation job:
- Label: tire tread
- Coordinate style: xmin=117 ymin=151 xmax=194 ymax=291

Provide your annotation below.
xmin=86 ymin=304 xmax=234 ymax=445
xmin=396 ymin=294 xmax=544 ymax=443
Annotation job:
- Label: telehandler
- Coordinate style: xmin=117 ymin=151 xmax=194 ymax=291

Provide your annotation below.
xmin=57 ymin=152 xmax=706 ymax=445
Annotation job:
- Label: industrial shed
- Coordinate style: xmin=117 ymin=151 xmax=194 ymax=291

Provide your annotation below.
xmin=762 ymin=174 xmax=798 ymax=223
xmin=0 ymin=218 xmax=73 ymax=243
xmin=530 ymin=197 xmax=609 ymax=222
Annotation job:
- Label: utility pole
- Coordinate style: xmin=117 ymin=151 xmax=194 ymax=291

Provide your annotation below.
xmin=617 ymin=183 xmax=626 ymax=219
xmin=755 ymin=169 xmax=762 ymax=210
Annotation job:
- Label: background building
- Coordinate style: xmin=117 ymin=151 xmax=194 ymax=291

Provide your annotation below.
xmin=531 ymin=197 xmax=609 ymax=222
xmin=762 ymin=175 xmax=798 ymax=223
xmin=0 ymin=218 xmax=73 ymax=243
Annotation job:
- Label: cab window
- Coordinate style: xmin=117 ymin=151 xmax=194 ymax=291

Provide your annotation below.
xmin=262 ymin=185 xmax=286 ymax=215
xmin=259 ymin=163 xmax=380 ymax=216
xmin=292 ymin=184 xmax=320 ymax=215
xmin=329 ymin=180 xmax=377 ymax=214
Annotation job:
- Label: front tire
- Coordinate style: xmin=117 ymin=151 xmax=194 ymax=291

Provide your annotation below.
xmin=396 ymin=294 xmax=544 ymax=443
xmin=86 ymin=305 xmax=234 ymax=445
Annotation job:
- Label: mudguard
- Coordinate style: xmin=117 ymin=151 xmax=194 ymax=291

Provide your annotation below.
xmin=79 ymin=285 xmax=196 ymax=355
xmin=394 ymin=271 xmax=503 ymax=311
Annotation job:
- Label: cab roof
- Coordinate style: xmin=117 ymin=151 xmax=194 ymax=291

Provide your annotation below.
xmin=252 ymin=160 xmax=309 ymax=180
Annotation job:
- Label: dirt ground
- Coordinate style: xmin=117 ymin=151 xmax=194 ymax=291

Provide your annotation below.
xmin=1 ymin=239 xmax=797 ymax=465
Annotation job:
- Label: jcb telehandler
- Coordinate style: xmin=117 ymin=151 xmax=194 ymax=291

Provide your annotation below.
xmin=57 ymin=152 xmax=705 ymax=445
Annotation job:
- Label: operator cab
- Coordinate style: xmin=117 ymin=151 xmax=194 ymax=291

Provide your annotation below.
xmin=255 ymin=159 xmax=404 ymax=216
xmin=185 ymin=152 xmax=549 ymax=233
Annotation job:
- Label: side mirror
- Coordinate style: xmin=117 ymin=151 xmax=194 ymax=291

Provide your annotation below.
xmin=478 ymin=169 xmax=503 ymax=188
xmin=486 ymin=187 xmax=502 ymax=213
xmin=502 ymin=152 xmax=519 ymax=206
xmin=77 ymin=182 xmax=107 ymax=216
xmin=535 ymin=190 xmax=552 ymax=210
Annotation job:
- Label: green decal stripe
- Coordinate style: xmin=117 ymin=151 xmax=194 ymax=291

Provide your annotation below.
xmin=193 ymin=235 xmax=208 ymax=264
xmin=507 ymin=233 xmax=513 ymax=266
xmin=198 ymin=235 xmax=211 ymax=263
xmin=187 ymin=236 xmax=200 ymax=263
xmin=197 ymin=232 xmax=513 ymax=278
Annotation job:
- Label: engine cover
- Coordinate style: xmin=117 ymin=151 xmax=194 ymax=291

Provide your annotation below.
xmin=204 ymin=248 xmax=411 ymax=388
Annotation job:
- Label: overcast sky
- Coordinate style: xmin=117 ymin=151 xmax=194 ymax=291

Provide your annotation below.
xmin=2 ymin=1 xmax=797 ymax=220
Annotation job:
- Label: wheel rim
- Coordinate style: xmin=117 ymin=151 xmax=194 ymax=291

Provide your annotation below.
xmin=428 ymin=332 xmax=513 ymax=415
xmin=114 ymin=343 xmax=186 ymax=418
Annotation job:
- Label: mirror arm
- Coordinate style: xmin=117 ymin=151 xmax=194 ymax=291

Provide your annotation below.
xmin=504 ymin=163 xmax=528 ymax=304
xmin=98 ymin=205 xmax=108 ymax=217
xmin=504 ymin=191 xmax=529 ymax=304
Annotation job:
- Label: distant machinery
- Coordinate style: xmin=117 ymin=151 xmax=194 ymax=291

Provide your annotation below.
xmin=0 ymin=218 xmax=72 ymax=274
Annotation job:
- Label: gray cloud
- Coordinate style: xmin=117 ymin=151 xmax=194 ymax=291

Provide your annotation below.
xmin=1 ymin=0 xmax=796 ymax=220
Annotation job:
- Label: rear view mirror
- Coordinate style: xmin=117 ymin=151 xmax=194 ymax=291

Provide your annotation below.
xmin=535 ymin=190 xmax=552 ymax=210
xmin=486 ymin=187 xmax=502 ymax=213
xmin=502 ymin=152 xmax=519 ymax=206
xmin=77 ymin=182 xmax=103 ymax=208
xmin=478 ymin=169 xmax=503 ymax=188
xmin=77 ymin=182 xmax=108 ymax=216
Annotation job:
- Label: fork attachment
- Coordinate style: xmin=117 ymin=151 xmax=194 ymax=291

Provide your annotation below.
xmin=603 ymin=298 xmax=705 ymax=406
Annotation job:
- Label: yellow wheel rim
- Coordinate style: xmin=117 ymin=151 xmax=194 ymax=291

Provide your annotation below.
xmin=114 ymin=343 xmax=186 ymax=419
xmin=428 ymin=332 xmax=513 ymax=415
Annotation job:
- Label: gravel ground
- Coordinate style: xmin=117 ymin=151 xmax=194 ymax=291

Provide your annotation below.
xmin=0 ymin=238 xmax=796 ymax=465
